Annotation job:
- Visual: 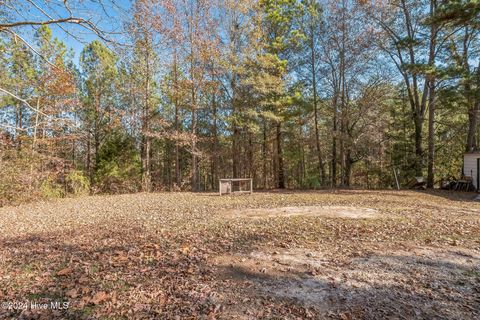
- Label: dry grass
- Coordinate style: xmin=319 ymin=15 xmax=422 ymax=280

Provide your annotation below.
xmin=0 ymin=190 xmax=479 ymax=319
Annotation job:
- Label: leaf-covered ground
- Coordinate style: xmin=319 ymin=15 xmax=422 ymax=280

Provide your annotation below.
xmin=0 ymin=190 xmax=479 ymax=319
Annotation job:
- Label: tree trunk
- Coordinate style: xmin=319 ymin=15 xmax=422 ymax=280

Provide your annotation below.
xmin=262 ymin=120 xmax=267 ymax=189
xmin=229 ymin=20 xmax=241 ymax=180
xmin=211 ymin=88 xmax=219 ymax=190
xmin=232 ymin=126 xmax=240 ymax=178
xmin=188 ymin=16 xmax=198 ymax=192
xmin=276 ymin=122 xmax=285 ymax=189
xmin=30 ymin=98 xmax=41 ymax=186
xmin=339 ymin=0 xmax=346 ymax=186
xmin=232 ymin=77 xmax=240 ymax=179
xmin=344 ymin=152 xmax=352 ymax=187
xmin=93 ymin=95 xmax=101 ymax=184
xmin=248 ymin=133 xmax=254 ymax=180
xmin=173 ymin=48 xmax=181 ymax=188
xmin=165 ymin=141 xmax=172 ymax=189
xmin=300 ymin=124 xmax=306 ymax=188
xmin=467 ymin=104 xmax=479 ymax=152
xmin=191 ymin=92 xmax=197 ymax=191
xmin=310 ymin=26 xmax=326 ymax=185
xmin=142 ymin=56 xmax=151 ymax=192
xmin=332 ymin=94 xmax=338 ymax=187
xmin=427 ymin=79 xmax=435 ymax=188
xmin=466 ymin=63 xmax=480 ymax=152
xmin=86 ymin=131 xmax=92 ymax=190
xmin=15 ymin=103 xmax=23 ymax=149
xmin=413 ymin=115 xmax=424 ymax=176
xmin=426 ymin=1 xmax=437 ymax=188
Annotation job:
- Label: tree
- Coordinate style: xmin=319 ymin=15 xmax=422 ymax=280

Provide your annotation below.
xmin=2 ymin=0 xmax=480 ymax=205
xmin=317 ymin=0 xmax=381 ymax=186
xmin=220 ymin=0 xmax=256 ymax=180
xmin=128 ymin=0 xmax=162 ymax=192
xmin=80 ymin=41 xmax=119 ymax=188
xmin=297 ymin=0 xmax=327 ymax=185
xmin=368 ymin=0 xmax=439 ymax=177
xmin=0 ymin=1 xmax=120 ymax=42
xmin=179 ymin=0 xmax=219 ymax=191
xmin=258 ymin=0 xmax=304 ymax=188
xmin=433 ymin=0 xmax=480 ymax=152
xmin=426 ymin=0 xmax=439 ymax=188
xmin=0 ymin=25 xmax=78 ymax=202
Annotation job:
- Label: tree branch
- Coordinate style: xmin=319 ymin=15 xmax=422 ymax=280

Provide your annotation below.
xmin=0 ymin=87 xmax=49 ymax=118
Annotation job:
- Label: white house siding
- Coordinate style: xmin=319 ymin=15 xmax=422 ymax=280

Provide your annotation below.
xmin=464 ymin=154 xmax=480 ymax=189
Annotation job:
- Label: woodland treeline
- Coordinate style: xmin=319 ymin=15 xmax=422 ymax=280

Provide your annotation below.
xmin=0 ymin=0 xmax=479 ymax=204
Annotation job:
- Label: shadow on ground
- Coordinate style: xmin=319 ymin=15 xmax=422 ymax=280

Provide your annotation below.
xmin=1 ymin=224 xmax=478 ymax=320
xmin=214 ymin=246 xmax=480 ymax=319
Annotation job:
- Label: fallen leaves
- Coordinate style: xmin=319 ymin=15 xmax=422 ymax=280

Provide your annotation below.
xmin=77 ymin=276 xmax=89 ymax=284
xmin=56 ymin=267 xmax=72 ymax=276
xmin=91 ymin=291 xmax=109 ymax=305
xmin=65 ymin=288 xmax=78 ymax=298
xmin=0 ymin=190 xmax=478 ymax=319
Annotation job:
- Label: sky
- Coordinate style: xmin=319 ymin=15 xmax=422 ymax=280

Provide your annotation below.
xmin=0 ymin=1 xmax=133 ymax=129
xmin=16 ymin=0 xmax=133 ymax=63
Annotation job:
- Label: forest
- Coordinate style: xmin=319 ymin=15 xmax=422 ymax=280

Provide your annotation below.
xmin=1 ymin=2 xmax=480 ymax=319
xmin=0 ymin=0 xmax=479 ymax=204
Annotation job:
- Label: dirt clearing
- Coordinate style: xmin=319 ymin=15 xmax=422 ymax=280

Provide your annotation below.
xmin=227 ymin=205 xmax=379 ymax=219
xmin=0 ymin=190 xmax=479 ymax=319
xmin=214 ymin=246 xmax=479 ymax=319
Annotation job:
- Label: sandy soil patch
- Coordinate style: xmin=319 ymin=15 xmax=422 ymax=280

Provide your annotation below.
xmin=1 ymin=190 xmax=479 ymax=319
xmin=227 ymin=205 xmax=379 ymax=219
xmin=214 ymin=246 xmax=480 ymax=318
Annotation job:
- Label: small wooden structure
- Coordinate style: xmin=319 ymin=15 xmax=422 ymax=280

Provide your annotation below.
xmin=219 ymin=178 xmax=253 ymax=195
xmin=464 ymin=152 xmax=480 ymax=191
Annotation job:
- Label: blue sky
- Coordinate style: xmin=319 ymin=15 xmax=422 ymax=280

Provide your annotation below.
xmin=21 ymin=0 xmax=132 ymax=63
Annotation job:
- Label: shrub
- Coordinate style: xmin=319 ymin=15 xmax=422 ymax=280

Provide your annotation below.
xmin=95 ymin=130 xmax=141 ymax=193
xmin=40 ymin=177 xmax=64 ymax=199
xmin=306 ymin=176 xmax=321 ymax=189
xmin=66 ymin=170 xmax=90 ymax=196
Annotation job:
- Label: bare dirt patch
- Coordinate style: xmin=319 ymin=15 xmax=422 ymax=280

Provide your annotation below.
xmin=0 ymin=190 xmax=479 ymax=319
xmin=227 ymin=205 xmax=379 ymax=219
xmin=214 ymin=246 xmax=480 ymax=319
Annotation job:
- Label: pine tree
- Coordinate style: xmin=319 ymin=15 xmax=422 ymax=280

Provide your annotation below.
xmin=80 ymin=41 xmax=119 ymax=189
